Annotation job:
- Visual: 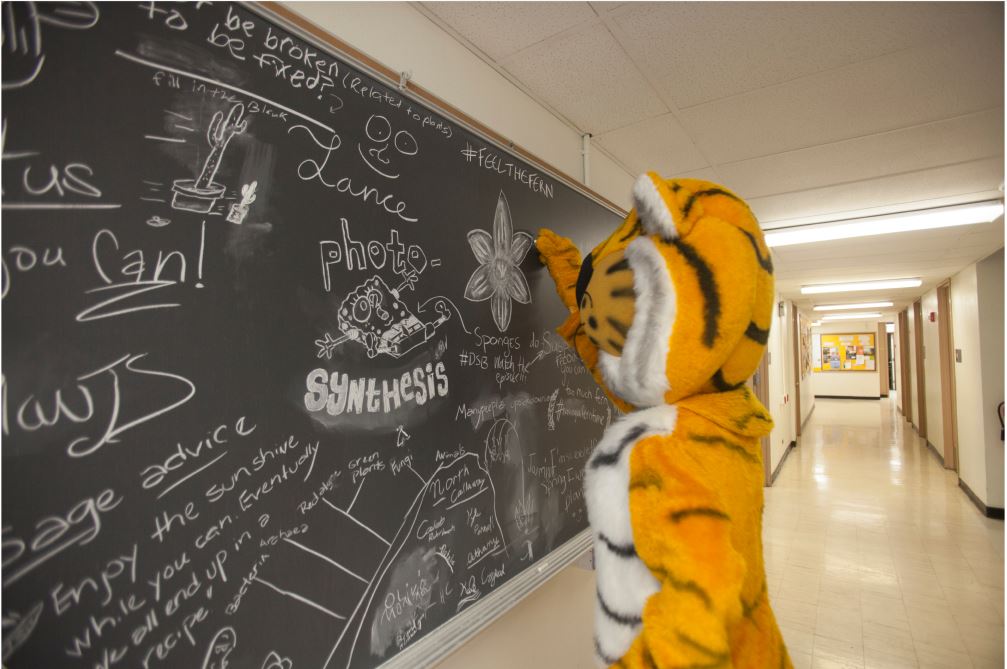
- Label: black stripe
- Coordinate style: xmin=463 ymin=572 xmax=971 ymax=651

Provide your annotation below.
xmin=745 ymin=321 xmax=770 ymax=345
xmin=641 ymin=639 xmax=658 ymax=669
xmin=670 ymin=182 xmax=681 ymax=192
xmin=672 ymin=239 xmax=720 ymax=348
xmin=610 ymin=287 xmax=635 ymax=299
xmin=738 ymin=227 xmax=774 ymax=274
xmin=597 ymin=590 xmax=642 ymax=626
xmin=710 ymin=369 xmax=744 ymax=392
xmin=688 ymin=433 xmax=758 ymax=464
xmin=607 ymin=339 xmax=624 ymax=354
xmin=651 ymin=567 xmax=713 ymax=610
xmin=619 ymin=220 xmax=642 ymax=242
xmin=733 ymin=410 xmax=771 ymax=430
xmin=594 ymin=637 xmax=621 ymax=666
xmin=606 ymin=316 xmax=629 ymax=338
xmin=597 ymin=532 xmax=636 ymax=558
xmin=606 ymin=257 xmax=631 ymax=275
xmin=682 ymin=188 xmax=744 ymax=218
xmin=669 ymin=507 xmax=730 ymax=523
xmin=575 ymin=252 xmax=594 ymax=306
xmin=676 ymin=632 xmax=729 ymax=662
xmin=742 ymin=581 xmax=767 ymax=620
xmin=590 ymin=425 xmax=646 ymax=468
xmin=630 ymin=470 xmax=663 ymax=491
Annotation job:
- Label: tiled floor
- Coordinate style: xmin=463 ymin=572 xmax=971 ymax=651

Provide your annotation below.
xmin=766 ymin=399 xmax=1005 ymax=669
xmin=436 ymin=397 xmax=1004 ymax=668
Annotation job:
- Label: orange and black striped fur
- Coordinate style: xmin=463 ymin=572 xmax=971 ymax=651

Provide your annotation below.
xmin=537 ymin=174 xmax=791 ymax=669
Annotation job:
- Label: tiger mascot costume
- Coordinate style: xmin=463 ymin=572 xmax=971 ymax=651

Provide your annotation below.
xmin=537 ymin=173 xmax=791 ymax=669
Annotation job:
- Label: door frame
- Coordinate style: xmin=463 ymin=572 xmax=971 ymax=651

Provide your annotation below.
xmin=751 ymin=351 xmax=771 ymax=486
xmin=913 ymin=299 xmax=927 ymax=438
xmin=898 ymin=309 xmax=912 ymax=422
xmin=878 ymin=322 xmax=889 ymax=398
xmin=793 ymin=308 xmax=802 ymax=437
xmin=937 ymin=281 xmax=958 ymax=470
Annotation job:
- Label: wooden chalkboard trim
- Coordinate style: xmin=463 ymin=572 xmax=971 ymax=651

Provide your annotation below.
xmin=250 ymin=2 xmax=628 ymax=217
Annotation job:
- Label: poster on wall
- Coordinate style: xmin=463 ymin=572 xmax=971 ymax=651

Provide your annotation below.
xmin=799 ymin=314 xmax=813 ymax=378
xmin=817 ymin=333 xmax=876 ymax=371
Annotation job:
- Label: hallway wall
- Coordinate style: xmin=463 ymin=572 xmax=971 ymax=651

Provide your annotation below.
xmin=894 ymin=316 xmax=904 ymax=415
xmin=767 ymin=298 xmax=797 ymax=473
xmin=921 ymin=288 xmax=944 ymax=454
xmin=919 ymin=247 xmax=1004 ymax=510
xmin=798 ymin=313 xmax=816 ymax=427
xmin=811 ymin=319 xmax=882 ymax=399
xmin=976 ymin=249 xmax=1004 ymax=507
xmin=952 ymin=262 xmax=987 ymax=501
xmin=906 ymin=305 xmax=921 ymax=430
xmin=283 ymin=2 xmax=634 ymax=209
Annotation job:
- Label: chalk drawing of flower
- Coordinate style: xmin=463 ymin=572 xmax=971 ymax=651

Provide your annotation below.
xmin=464 ymin=191 xmax=533 ymax=332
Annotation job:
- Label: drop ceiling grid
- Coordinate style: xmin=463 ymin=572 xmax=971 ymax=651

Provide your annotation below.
xmin=420 ymin=2 xmax=599 ymax=62
xmin=605 ymin=1 xmax=1003 ymax=111
xmin=415 ymin=2 xmax=1003 ymax=304
xmin=715 ymin=107 xmax=1006 ymax=201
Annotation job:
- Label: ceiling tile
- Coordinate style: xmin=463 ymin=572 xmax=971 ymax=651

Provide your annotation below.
xmin=611 ymin=2 xmax=1002 ymax=109
xmin=680 ymin=34 xmax=1004 ymax=164
xmin=502 ymin=23 xmax=667 ymax=134
xmin=717 ymin=108 xmax=1005 ymax=199
xmin=594 ymin=113 xmax=708 ymax=176
xmin=749 ymin=157 xmax=1004 ymax=224
xmin=422 ymin=2 xmax=597 ymax=61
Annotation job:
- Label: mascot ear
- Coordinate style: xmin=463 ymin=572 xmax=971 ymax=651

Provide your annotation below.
xmin=632 ymin=172 xmax=682 ymax=240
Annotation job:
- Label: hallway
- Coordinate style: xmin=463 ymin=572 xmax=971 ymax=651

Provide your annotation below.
xmin=766 ymin=399 xmax=1005 ymax=669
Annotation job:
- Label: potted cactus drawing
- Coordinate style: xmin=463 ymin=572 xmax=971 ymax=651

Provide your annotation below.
xmin=227 ymin=181 xmax=257 ymax=224
xmin=172 ymin=103 xmax=248 ymax=213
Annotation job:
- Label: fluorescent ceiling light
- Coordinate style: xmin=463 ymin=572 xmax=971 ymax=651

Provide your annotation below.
xmin=802 ymin=278 xmax=921 ymax=295
xmin=765 ymin=201 xmax=1004 ymax=247
xmin=814 ymin=301 xmax=894 ymax=311
xmin=821 ymin=312 xmax=882 ymax=321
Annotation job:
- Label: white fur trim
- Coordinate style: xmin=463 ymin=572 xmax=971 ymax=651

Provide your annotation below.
xmin=597 ymin=237 xmax=674 ymax=408
xmin=632 ymin=174 xmax=677 ymax=240
xmin=585 ymin=405 xmax=678 ymax=665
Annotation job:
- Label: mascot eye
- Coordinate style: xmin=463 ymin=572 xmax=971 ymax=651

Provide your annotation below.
xmin=575 ymin=253 xmax=594 ymax=307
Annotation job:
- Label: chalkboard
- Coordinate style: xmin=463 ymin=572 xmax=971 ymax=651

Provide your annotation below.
xmin=0 ymin=3 xmax=624 ymax=668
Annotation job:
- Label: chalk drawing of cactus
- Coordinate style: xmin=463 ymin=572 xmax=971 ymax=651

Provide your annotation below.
xmin=172 ymin=103 xmax=248 ymax=214
xmin=227 ymin=181 xmax=257 ymax=224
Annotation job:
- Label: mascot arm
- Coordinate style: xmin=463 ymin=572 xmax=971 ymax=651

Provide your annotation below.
xmin=620 ymin=435 xmax=747 ymax=668
xmin=536 ymin=228 xmax=582 ymax=312
xmin=536 ymin=228 xmax=584 ymax=348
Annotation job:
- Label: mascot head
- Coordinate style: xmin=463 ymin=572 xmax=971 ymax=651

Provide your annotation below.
xmin=546 ymin=173 xmax=774 ymax=412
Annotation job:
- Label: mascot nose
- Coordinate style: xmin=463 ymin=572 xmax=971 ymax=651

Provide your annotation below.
xmin=575 ymin=253 xmax=594 ymax=307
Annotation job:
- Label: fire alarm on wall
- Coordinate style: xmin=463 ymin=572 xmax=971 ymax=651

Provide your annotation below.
xmin=929 ymin=312 xmax=936 ymax=322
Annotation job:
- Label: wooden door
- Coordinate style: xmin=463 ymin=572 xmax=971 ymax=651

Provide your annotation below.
xmin=913 ymin=299 xmax=927 ymax=438
xmin=937 ymin=282 xmax=958 ymax=470
xmin=898 ymin=310 xmax=912 ymax=422
xmin=751 ymin=352 xmax=771 ymax=486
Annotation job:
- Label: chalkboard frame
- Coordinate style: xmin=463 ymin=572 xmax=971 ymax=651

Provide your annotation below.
xmin=241 ymin=3 xmax=622 ymax=667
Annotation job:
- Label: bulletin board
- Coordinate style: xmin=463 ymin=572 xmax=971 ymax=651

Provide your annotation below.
xmin=818 ymin=333 xmax=877 ymax=371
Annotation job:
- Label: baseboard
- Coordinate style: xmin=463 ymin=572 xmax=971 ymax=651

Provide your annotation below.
xmin=770 ymin=440 xmax=796 ymax=485
xmin=925 ymin=440 xmax=944 ymax=466
xmin=800 ymin=403 xmax=815 ymax=430
xmin=959 ymin=478 xmax=1006 ymax=520
xmin=814 ymin=395 xmax=881 ymax=400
